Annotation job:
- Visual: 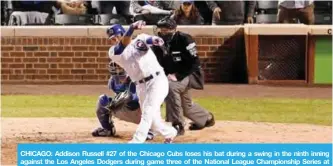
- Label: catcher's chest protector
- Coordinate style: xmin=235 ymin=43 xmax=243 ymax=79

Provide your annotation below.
xmin=112 ymin=80 xmax=129 ymax=94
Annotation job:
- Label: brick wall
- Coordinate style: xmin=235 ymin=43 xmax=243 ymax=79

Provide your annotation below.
xmin=1 ymin=26 xmax=246 ymax=84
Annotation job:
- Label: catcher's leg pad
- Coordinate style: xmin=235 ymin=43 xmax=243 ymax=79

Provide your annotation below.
xmin=96 ymin=94 xmax=114 ymax=130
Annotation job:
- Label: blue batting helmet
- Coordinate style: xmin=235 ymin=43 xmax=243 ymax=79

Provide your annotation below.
xmin=106 ymin=24 xmax=126 ymax=39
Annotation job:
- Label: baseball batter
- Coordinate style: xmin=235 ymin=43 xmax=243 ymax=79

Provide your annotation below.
xmin=91 ymin=63 xmax=155 ymax=140
xmin=106 ymin=21 xmax=177 ymax=143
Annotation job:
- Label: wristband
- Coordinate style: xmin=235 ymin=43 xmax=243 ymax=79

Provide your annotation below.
xmin=124 ymin=25 xmax=135 ymax=37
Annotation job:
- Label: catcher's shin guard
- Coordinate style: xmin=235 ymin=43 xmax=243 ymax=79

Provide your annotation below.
xmin=96 ymin=94 xmax=114 ymax=130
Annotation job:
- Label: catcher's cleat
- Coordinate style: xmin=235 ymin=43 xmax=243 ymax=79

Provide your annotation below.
xmin=172 ymin=123 xmax=185 ymax=136
xmin=164 ymin=138 xmax=173 ymax=144
xmin=189 ymin=112 xmax=215 ymax=130
xmin=92 ymin=127 xmax=116 ymax=137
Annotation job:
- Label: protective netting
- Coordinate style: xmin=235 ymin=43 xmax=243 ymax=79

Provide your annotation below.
xmin=258 ymin=35 xmax=306 ymax=80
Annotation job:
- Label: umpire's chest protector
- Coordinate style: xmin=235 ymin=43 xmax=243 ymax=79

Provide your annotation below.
xmin=169 ymin=33 xmax=205 ymax=90
xmin=168 ymin=35 xmax=193 ymax=68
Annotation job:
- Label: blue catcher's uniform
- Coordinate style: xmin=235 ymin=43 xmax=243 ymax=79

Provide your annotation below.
xmin=110 ymin=76 xmax=140 ymax=111
xmin=93 ymin=75 xmax=155 ymax=139
xmin=95 ymin=76 xmax=141 ymax=131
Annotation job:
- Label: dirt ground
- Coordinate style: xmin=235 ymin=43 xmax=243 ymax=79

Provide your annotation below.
xmin=1 ymin=84 xmax=332 ymax=165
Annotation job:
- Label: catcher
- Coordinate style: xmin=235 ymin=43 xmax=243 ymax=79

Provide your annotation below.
xmin=92 ymin=62 xmax=155 ymax=140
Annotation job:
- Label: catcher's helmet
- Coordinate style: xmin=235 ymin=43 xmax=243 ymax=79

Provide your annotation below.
xmin=108 ymin=61 xmax=130 ymax=85
xmin=108 ymin=61 xmax=125 ymax=76
xmin=106 ymin=24 xmax=126 ymax=39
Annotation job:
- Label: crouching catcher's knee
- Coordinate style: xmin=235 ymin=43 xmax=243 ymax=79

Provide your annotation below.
xmin=96 ymin=94 xmax=114 ymax=130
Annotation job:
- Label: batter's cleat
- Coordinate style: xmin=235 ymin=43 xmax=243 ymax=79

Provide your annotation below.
xmin=92 ymin=127 xmax=116 ymax=137
xmin=189 ymin=112 xmax=215 ymax=130
xmin=172 ymin=123 xmax=185 ymax=136
xmin=164 ymin=138 xmax=173 ymax=144
xmin=128 ymin=140 xmax=137 ymax=144
xmin=146 ymin=131 xmax=155 ymax=141
xmin=164 ymin=129 xmax=177 ymax=144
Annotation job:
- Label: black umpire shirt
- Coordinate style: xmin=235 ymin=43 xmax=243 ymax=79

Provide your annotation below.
xmin=154 ymin=31 xmax=201 ymax=81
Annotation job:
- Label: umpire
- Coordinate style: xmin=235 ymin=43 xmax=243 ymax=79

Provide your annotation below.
xmin=153 ymin=17 xmax=215 ymax=135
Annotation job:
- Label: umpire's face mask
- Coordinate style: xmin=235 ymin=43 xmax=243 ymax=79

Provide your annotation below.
xmin=158 ymin=28 xmax=175 ymax=42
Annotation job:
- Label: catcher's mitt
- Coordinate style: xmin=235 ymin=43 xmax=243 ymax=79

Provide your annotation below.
xmin=106 ymin=89 xmax=132 ymax=111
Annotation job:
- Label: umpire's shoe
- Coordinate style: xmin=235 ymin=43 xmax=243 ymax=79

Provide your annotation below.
xmin=189 ymin=112 xmax=215 ymax=130
xmin=172 ymin=123 xmax=185 ymax=136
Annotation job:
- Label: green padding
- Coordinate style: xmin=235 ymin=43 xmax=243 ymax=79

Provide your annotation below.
xmin=314 ymin=36 xmax=332 ymax=84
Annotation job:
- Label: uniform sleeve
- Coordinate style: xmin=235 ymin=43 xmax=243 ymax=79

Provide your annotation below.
xmin=135 ymin=34 xmax=149 ymax=42
xmin=108 ymin=46 xmax=124 ymax=67
xmin=184 ymin=35 xmax=199 ymax=58
xmin=132 ymin=34 xmax=164 ymax=54
xmin=136 ymin=34 xmax=165 ymax=47
xmin=110 ymin=42 xmax=126 ymax=56
xmin=108 ymin=46 xmax=118 ymax=59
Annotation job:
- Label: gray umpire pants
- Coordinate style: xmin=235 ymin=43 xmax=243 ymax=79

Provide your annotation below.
xmin=165 ymin=76 xmax=210 ymax=128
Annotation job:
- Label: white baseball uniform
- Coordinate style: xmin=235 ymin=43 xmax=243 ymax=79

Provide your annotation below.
xmin=108 ymin=33 xmax=177 ymax=143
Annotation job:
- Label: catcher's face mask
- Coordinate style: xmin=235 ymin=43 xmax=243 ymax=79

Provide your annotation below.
xmin=108 ymin=61 xmax=128 ymax=83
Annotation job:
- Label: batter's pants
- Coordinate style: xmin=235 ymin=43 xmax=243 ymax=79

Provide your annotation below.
xmin=129 ymin=72 xmax=177 ymax=143
xmin=165 ymin=76 xmax=211 ymax=128
xmin=112 ymin=107 xmax=142 ymax=125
